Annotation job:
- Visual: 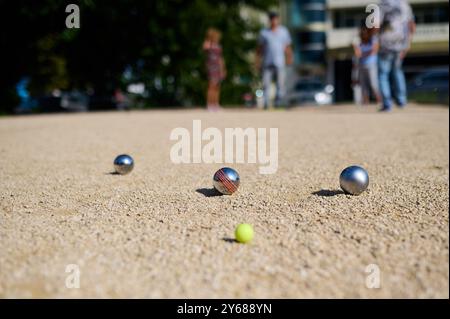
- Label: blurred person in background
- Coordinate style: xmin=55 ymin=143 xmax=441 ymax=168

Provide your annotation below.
xmin=353 ymin=23 xmax=381 ymax=105
xmin=378 ymin=0 xmax=416 ymax=112
xmin=203 ymin=28 xmax=226 ymax=111
xmin=256 ymin=11 xmax=293 ymax=110
xmin=351 ymin=55 xmax=362 ymax=105
xmin=114 ymin=88 xmax=130 ymax=111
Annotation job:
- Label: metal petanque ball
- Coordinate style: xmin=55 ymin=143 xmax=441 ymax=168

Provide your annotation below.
xmin=213 ymin=167 xmax=240 ymax=195
xmin=339 ymin=165 xmax=369 ymax=195
xmin=113 ymin=154 xmax=134 ymax=175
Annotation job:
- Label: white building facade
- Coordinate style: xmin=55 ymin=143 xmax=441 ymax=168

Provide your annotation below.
xmin=282 ymin=0 xmax=449 ymax=101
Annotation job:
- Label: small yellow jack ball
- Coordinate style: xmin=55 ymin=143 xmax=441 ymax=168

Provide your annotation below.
xmin=235 ymin=223 xmax=254 ymax=243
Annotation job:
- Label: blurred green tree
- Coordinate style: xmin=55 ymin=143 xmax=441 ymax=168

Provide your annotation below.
xmin=0 ymin=1 xmax=69 ymax=112
xmin=0 ymin=0 xmax=275 ymax=113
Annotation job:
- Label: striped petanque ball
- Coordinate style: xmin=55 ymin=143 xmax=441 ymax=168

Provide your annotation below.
xmin=213 ymin=167 xmax=240 ymax=195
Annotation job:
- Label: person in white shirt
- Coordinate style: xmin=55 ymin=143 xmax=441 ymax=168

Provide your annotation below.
xmin=256 ymin=12 xmax=293 ymax=109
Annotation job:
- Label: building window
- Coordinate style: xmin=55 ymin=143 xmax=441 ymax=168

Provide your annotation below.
xmin=289 ymin=7 xmax=326 ymax=26
xmin=333 ymin=9 xmax=366 ymax=28
xmin=413 ymin=5 xmax=449 ymax=24
xmin=332 ymin=4 xmax=449 ymax=29
xmin=294 ymin=31 xmax=326 ymax=64
xmin=298 ymin=50 xmax=325 ymax=64
xmin=295 ymin=0 xmax=325 ymax=6
xmin=303 ymin=10 xmax=326 ymax=24
xmin=296 ymin=31 xmax=326 ymax=44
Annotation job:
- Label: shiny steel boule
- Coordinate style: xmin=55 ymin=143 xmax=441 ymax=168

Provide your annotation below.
xmin=213 ymin=167 xmax=240 ymax=195
xmin=339 ymin=165 xmax=369 ymax=195
xmin=113 ymin=154 xmax=134 ymax=175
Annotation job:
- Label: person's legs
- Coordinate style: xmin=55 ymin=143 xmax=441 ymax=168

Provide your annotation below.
xmin=262 ymin=67 xmax=273 ymax=109
xmin=378 ymin=52 xmax=394 ymax=110
xmin=207 ymin=81 xmax=220 ymax=110
xmin=353 ymin=84 xmax=362 ymax=105
xmin=214 ymin=83 xmax=222 ymax=108
xmin=360 ymin=67 xmax=370 ymax=105
xmin=206 ymin=82 xmax=214 ymax=110
xmin=392 ymin=52 xmax=407 ymax=107
xmin=212 ymin=85 xmax=217 ymax=108
xmin=274 ymin=66 xmax=286 ymax=108
xmin=367 ymin=63 xmax=381 ymax=104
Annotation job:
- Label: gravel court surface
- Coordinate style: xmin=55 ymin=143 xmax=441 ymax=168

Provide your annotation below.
xmin=0 ymin=104 xmax=448 ymax=298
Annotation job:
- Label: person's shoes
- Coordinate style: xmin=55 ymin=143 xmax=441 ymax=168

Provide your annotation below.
xmin=207 ymin=104 xmax=222 ymax=112
xmin=378 ymin=107 xmax=391 ymax=112
xmin=207 ymin=104 xmax=217 ymax=112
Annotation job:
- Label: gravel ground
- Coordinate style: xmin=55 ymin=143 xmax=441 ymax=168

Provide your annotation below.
xmin=0 ymin=104 xmax=448 ymax=298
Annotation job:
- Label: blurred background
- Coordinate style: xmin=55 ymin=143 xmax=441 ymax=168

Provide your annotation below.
xmin=282 ymin=0 xmax=448 ymax=104
xmin=1 ymin=0 xmax=448 ymax=114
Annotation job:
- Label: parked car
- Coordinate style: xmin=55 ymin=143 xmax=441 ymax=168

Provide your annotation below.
xmin=287 ymin=80 xmax=334 ymax=106
xmin=89 ymin=90 xmax=131 ymax=111
xmin=60 ymin=91 xmax=89 ymax=112
xmin=38 ymin=90 xmax=89 ymax=113
xmin=408 ymin=68 xmax=448 ymax=105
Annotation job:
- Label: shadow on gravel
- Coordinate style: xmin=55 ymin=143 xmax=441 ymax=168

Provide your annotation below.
xmin=196 ymin=188 xmax=223 ymax=197
xmin=312 ymin=189 xmax=345 ymax=197
xmin=222 ymin=237 xmax=237 ymax=243
xmin=106 ymin=171 xmax=120 ymax=175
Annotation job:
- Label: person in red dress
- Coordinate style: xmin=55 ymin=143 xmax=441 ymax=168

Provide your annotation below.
xmin=203 ymin=28 xmax=226 ymax=111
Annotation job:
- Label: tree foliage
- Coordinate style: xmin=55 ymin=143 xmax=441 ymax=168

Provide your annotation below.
xmin=0 ymin=0 xmax=275 ymax=112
